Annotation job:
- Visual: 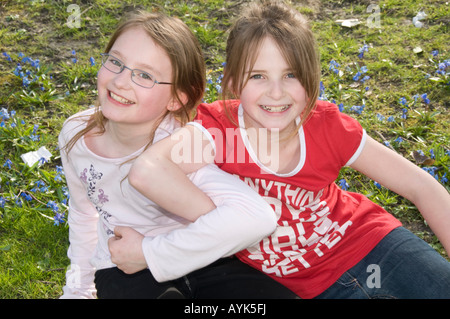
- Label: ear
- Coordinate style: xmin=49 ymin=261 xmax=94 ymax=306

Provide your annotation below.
xmin=167 ymin=91 xmax=188 ymax=112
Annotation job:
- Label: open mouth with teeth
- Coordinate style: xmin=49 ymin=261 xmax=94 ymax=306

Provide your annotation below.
xmin=109 ymin=91 xmax=135 ymax=105
xmin=259 ymin=104 xmax=290 ymax=113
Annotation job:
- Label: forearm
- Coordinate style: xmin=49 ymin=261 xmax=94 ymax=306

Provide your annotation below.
xmin=408 ymin=171 xmax=450 ymax=254
xmin=142 ymin=164 xmax=277 ymax=282
xmin=143 ymin=198 xmax=275 ymax=282
xmin=351 ymin=136 xmax=450 ymax=254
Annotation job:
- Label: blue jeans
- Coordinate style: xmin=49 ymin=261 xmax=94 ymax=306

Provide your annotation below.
xmin=315 ymin=227 xmax=450 ymax=299
xmin=95 ymin=257 xmax=298 ymax=299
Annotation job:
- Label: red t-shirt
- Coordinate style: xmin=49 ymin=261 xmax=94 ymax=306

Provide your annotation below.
xmin=193 ymin=99 xmax=401 ymax=298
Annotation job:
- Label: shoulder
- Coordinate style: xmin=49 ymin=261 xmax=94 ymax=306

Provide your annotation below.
xmin=305 ymin=100 xmax=365 ymax=165
xmin=59 ymin=107 xmax=95 ymax=144
xmin=308 ymin=100 xmax=362 ymax=131
xmin=154 ymin=114 xmax=181 ymax=143
xmin=310 ymin=100 xmax=343 ymax=118
xmin=196 ymin=100 xmax=240 ymax=126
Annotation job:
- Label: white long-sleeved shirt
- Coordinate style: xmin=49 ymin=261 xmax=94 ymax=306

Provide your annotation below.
xmin=59 ymin=108 xmax=277 ymax=299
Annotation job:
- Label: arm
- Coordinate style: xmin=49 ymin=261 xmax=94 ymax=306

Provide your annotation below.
xmin=113 ymin=125 xmax=278 ymax=279
xmin=128 ymin=124 xmax=215 ymax=222
xmin=112 ymin=163 xmax=277 ymax=280
xmin=350 ymin=135 xmax=450 ymax=254
xmin=58 ymin=134 xmax=99 ymax=299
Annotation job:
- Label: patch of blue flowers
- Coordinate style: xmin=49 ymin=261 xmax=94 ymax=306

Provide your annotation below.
xmin=327 ymin=46 xmax=449 ymax=193
xmin=0 ymin=107 xmax=69 ymax=226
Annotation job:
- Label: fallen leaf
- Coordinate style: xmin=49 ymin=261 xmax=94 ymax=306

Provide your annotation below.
xmin=412 ymin=150 xmax=435 ymax=165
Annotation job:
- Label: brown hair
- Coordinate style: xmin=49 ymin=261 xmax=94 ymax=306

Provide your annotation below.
xmin=64 ymin=10 xmax=205 ymax=153
xmin=222 ymin=0 xmax=320 ymax=130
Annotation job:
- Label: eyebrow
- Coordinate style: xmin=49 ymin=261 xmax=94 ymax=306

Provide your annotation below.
xmin=247 ymin=68 xmax=295 ymax=74
xmin=108 ymin=49 xmax=162 ymax=76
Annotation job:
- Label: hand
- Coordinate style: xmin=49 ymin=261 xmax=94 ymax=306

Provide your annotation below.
xmin=108 ymin=226 xmax=147 ymax=274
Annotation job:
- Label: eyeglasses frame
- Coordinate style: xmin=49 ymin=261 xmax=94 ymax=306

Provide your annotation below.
xmin=100 ymin=53 xmax=173 ymax=89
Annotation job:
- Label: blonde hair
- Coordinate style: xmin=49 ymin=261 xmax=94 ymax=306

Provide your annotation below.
xmin=64 ymin=10 xmax=205 ymax=153
xmin=222 ymin=0 xmax=320 ymax=130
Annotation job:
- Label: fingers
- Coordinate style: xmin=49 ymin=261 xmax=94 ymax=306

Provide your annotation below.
xmin=113 ymin=225 xmax=123 ymax=238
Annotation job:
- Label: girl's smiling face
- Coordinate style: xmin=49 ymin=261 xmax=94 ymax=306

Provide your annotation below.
xmin=97 ymin=26 xmax=176 ymax=129
xmin=239 ymin=36 xmax=308 ymax=138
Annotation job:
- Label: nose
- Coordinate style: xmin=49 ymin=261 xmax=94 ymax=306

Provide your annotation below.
xmin=112 ymin=66 xmax=133 ymax=89
xmin=266 ymin=79 xmax=284 ymax=100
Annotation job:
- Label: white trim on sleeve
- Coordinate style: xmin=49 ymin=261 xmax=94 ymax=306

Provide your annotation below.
xmin=186 ymin=121 xmax=216 ymax=156
xmin=345 ymin=129 xmax=367 ymax=166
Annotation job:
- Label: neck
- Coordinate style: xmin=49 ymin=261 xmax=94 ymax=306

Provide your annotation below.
xmin=107 ymin=120 xmax=155 ymax=150
xmin=85 ymin=120 xmax=157 ymax=158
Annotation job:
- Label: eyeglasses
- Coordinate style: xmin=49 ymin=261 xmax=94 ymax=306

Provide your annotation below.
xmin=100 ymin=53 xmax=173 ymax=89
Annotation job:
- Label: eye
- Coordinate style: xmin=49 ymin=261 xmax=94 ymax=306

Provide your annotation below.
xmin=136 ymin=71 xmax=154 ymax=82
xmin=250 ymin=74 xmax=263 ymax=80
xmin=108 ymin=57 xmax=123 ymax=67
xmin=286 ymin=73 xmax=296 ymax=79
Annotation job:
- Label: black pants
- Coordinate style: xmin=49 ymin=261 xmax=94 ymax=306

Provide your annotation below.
xmin=94 ymin=257 xmax=298 ymax=299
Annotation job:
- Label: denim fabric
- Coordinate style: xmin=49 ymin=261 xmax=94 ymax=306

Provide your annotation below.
xmin=315 ymin=227 xmax=450 ymax=299
xmin=95 ymin=257 xmax=298 ymax=299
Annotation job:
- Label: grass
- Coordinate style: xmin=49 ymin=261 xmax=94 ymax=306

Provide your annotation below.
xmin=0 ymin=0 xmax=449 ymax=298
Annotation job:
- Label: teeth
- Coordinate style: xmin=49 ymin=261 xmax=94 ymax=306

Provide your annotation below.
xmin=260 ymin=105 xmax=290 ymax=112
xmin=110 ymin=91 xmax=134 ymax=104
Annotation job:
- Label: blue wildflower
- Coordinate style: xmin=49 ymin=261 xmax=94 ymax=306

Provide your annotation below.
xmin=358 ymin=44 xmax=369 ymax=58
xmin=2 ymin=52 xmax=12 ymax=62
xmin=373 ymin=181 xmax=381 ymax=189
xmin=53 ymin=212 xmax=66 ymax=226
xmin=429 ymin=149 xmax=435 ymax=159
xmin=0 ymin=196 xmax=6 ymax=208
xmin=351 ymin=104 xmax=365 ymax=115
xmin=20 ymin=192 xmax=33 ymax=202
xmin=1 ymin=107 xmax=11 ymax=120
xmin=353 ymin=71 xmax=361 ymax=81
xmin=401 ymin=108 xmax=408 ymax=119
xmin=399 ymin=97 xmax=408 ymax=106
xmin=3 ymin=159 xmax=12 ymax=169
xmin=361 ymin=75 xmax=370 ymax=83
xmin=394 ymin=137 xmax=403 ymax=144
xmin=15 ymin=197 xmax=22 ymax=208
xmin=421 ymin=93 xmax=430 ymax=104
xmin=39 ymin=157 xmax=48 ymax=165
xmin=329 ymin=60 xmax=340 ymax=75
xmin=338 ymin=178 xmax=349 ymax=190
xmin=46 ymin=200 xmax=59 ymax=212
xmin=89 ymin=57 xmax=95 ymax=66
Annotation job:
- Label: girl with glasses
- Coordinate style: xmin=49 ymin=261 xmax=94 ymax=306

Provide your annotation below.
xmin=59 ymin=10 xmax=297 ymax=299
